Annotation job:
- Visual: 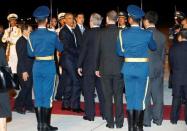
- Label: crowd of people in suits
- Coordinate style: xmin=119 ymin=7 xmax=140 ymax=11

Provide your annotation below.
xmin=0 ymin=3 xmax=187 ymax=131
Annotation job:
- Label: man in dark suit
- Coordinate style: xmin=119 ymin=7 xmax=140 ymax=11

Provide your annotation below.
xmin=143 ymin=11 xmax=166 ymax=126
xmin=95 ymin=10 xmax=124 ymax=129
xmin=59 ymin=13 xmax=83 ymax=113
xmin=169 ymin=29 xmax=187 ymax=125
xmin=77 ymin=13 xmax=105 ymax=121
xmin=74 ymin=13 xmax=87 ymax=97
xmin=14 ymin=24 xmax=34 ymax=114
xmin=74 ymin=13 xmax=86 ymax=49
xmin=0 ymin=24 xmax=5 ymax=50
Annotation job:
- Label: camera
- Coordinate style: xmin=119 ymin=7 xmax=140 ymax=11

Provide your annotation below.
xmin=169 ymin=24 xmax=182 ymax=40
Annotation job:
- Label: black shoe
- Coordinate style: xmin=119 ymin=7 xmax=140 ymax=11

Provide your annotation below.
xmin=170 ymin=120 xmax=177 ymax=124
xmin=102 ymin=116 xmax=106 ymax=120
xmin=106 ymin=124 xmax=114 ymax=129
xmin=153 ymin=121 xmax=162 ymax=126
xmin=55 ymin=97 xmax=62 ymax=101
xmin=83 ymin=116 xmax=94 ymax=121
xmin=14 ymin=107 xmax=26 ymax=114
xmin=72 ymin=108 xmax=84 ymax=113
xmin=143 ymin=124 xmax=151 ymax=127
xmin=61 ymin=106 xmax=71 ymax=111
xmin=116 ymin=124 xmax=123 ymax=128
xmin=26 ymin=108 xmax=35 ymax=113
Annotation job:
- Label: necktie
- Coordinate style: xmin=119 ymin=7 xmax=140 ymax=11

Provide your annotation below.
xmin=80 ymin=25 xmax=84 ymax=34
xmin=71 ymin=29 xmax=77 ymax=47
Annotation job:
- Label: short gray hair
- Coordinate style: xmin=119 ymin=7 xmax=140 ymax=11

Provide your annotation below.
xmin=90 ymin=13 xmax=103 ymax=26
xmin=107 ymin=10 xmax=118 ymax=22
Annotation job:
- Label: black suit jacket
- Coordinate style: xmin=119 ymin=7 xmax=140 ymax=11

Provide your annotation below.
xmin=0 ymin=44 xmax=7 ymax=66
xmin=147 ymin=27 xmax=166 ymax=78
xmin=77 ymin=27 xmax=100 ymax=75
xmin=74 ymin=24 xmax=87 ymax=49
xmin=169 ymin=41 xmax=187 ymax=86
xmin=95 ymin=24 xmax=123 ymax=75
xmin=59 ymin=25 xmax=79 ymax=57
xmin=16 ymin=36 xmax=34 ymax=74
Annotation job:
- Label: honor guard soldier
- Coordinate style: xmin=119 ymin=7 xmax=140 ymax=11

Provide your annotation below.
xmin=2 ymin=13 xmax=22 ymax=88
xmin=27 ymin=6 xmax=63 ymax=131
xmin=116 ymin=5 xmax=157 ymax=131
xmin=118 ymin=11 xmax=127 ymax=29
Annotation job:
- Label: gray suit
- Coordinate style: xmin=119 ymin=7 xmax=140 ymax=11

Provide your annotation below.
xmin=144 ymin=27 xmax=166 ymax=126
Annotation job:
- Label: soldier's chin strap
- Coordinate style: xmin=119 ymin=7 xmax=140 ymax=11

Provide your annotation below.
xmin=119 ymin=30 xmax=125 ymax=52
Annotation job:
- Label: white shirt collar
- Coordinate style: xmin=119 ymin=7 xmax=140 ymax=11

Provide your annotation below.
xmin=48 ymin=28 xmax=56 ymax=32
xmin=131 ymin=24 xmax=139 ymax=27
xmin=23 ymin=35 xmax=28 ymax=40
xmin=119 ymin=25 xmax=126 ymax=28
xmin=91 ymin=25 xmax=100 ymax=28
xmin=38 ymin=26 xmax=46 ymax=29
xmin=66 ymin=24 xmax=73 ymax=32
xmin=78 ymin=24 xmax=83 ymax=28
xmin=146 ymin=25 xmax=156 ymax=29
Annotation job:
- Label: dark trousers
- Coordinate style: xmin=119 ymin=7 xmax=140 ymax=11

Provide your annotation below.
xmin=62 ymin=56 xmax=81 ymax=109
xmin=55 ymin=71 xmax=66 ymax=99
xmin=14 ymin=73 xmax=33 ymax=110
xmin=83 ymin=75 xmax=105 ymax=119
xmin=100 ymin=75 xmax=124 ymax=126
xmin=144 ymin=76 xmax=164 ymax=125
xmin=170 ymin=85 xmax=187 ymax=123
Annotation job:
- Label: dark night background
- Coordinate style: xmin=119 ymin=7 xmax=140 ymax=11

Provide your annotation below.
xmin=0 ymin=0 xmax=186 ymax=28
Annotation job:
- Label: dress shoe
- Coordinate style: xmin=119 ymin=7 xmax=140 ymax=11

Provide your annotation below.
xmin=106 ymin=124 xmax=114 ymax=129
xmin=170 ymin=120 xmax=177 ymax=124
xmin=55 ymin=97 xmax=62 ymax=101
xmin=14 ymin=108 xmax=26 ymax=114
xmin=61 ymin=106 xmax=71 ymax=111
xmin=116 ymin=124 xmax=123 ymax=128
xmin=143 ymin=124 xmax=151 ymax=127
xmin=26 ymin=108 xmax=35 ymax=113
xmin=153 ymin=121 xmax=162 ymax=126
xmin=83 ymin=116 xmax=94 ymax=121
xmin=102 ymin=116 xmax=106 ymax=120
xmin=72 ymin=108 xmax=84 ymax=113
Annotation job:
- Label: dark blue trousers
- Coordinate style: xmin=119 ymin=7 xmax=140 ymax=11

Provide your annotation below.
xmin=15 ymin=72 xmax=33 ymax=110
xmin=62 ymin=56 xmax=81 ymax=109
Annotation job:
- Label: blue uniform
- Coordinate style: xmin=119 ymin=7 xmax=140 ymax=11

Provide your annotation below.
xmin=116 ymin=26 xmax=157 ymax=110
xmin=27 ymin=28 xmax=63 ymax=108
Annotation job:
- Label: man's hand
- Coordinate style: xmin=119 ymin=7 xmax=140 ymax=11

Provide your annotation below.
xmin=22 ymin=72 xmax=29 ymax=81
xmin=78 ymin=68 xmax=83 ymax=76
xmin=95 ymin=71 xmax=101 ymax=78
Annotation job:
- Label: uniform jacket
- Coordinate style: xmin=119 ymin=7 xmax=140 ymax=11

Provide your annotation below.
xmin=27 ymin=27 xmax=63 ymax=58
xmin=116 ymin=26 xmax=157 ymax=77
